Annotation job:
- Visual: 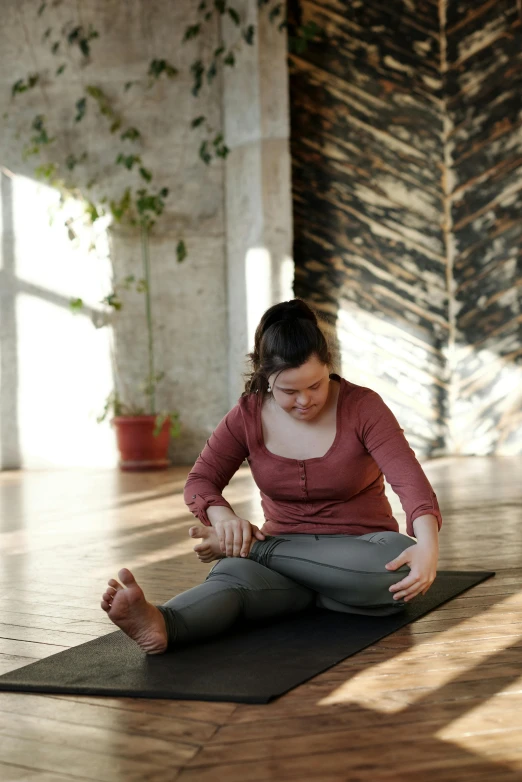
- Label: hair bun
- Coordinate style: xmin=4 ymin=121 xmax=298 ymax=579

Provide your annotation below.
xmin=282 ymin=301 xmax=307 ymax=319
xmin=262 ymin=299 xmax=316 ymax=333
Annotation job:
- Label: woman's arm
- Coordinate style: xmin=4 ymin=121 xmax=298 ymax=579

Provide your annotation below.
xmin=184 ymin=403 xmax=249 ymax=526
xmin=357 ymin=391 xmax=442 ymax=601
xmin=185 ymin=404 xmax=266 ymax=556
xmin=356 ymin=389 xmax=443 ymax=538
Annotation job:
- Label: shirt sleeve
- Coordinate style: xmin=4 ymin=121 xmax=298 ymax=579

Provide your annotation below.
xmin=356 ymin=389 xmax=442 ymax=537
xmin=183 ymin=402 xmax=249 ymax=526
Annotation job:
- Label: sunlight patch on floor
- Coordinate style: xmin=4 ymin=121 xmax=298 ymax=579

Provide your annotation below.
xmin=317 ymin=591 xmax=522 ymax=714
xmin=435 ymin=686 xmax=522 ymax=772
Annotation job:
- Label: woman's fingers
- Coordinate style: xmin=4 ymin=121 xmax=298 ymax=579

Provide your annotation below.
xmin=396 ymin=589 xmax=418 ymax=601
xmin=224 ymin=526 xmax=236 ymax=556
xmin=251 ymin=523 xmax=265 ymax=540
xmin=394 ymin=580 xmax=432 ymax=600
xmin=240 ymin=523 xmax=252 ymax=557
xmin=217 ymin=531 xmax=226 ymax=553
xmin=389 ymin=576 xmax=417 ymax=593
xmin=391 ymin=575 xmax=420 ymax=598
xmin=232 ymin=526 xmax=243 ymax=557
xmin=212 ymin=520 xmax=226 ymax=553
xmin=404 ymin=586 xmax=426 ymax=601
xmin=213 ymin=517 xmax=257 ymax=558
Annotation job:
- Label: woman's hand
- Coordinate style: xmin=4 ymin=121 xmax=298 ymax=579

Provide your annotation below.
xmin=385 ymin=543 xmax=438 ymax=602
xmin=212 ymin=515 xmax=266 ymax=558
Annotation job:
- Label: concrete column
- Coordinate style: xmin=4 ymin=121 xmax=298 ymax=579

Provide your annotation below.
xmin=221 ymin=1 xmax=294 ymax=406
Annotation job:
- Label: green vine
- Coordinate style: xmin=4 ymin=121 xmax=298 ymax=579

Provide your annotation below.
xmin=183 ymin=1 xmax=322 ymax=165
xmin=9 ymin=4 xmax=186 ymax=434
xmin=8 ymin=0 xmax=321 ymax=434
xmin=12 ymin=74 xmax=40 ymax=96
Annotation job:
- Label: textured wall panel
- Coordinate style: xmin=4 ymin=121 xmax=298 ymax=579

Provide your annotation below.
xmin=289 ymin=0 xmax=522 ymax=456
xmin=290 ymin=0 xmax=448 ymax=457
xmin=445 ymin=0 xmax=522 ymax=455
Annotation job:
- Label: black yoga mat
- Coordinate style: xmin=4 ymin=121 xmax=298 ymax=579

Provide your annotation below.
xmin=0 ymin=570 xmax=494 ymax=704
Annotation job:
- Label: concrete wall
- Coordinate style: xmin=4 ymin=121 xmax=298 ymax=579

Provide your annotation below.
xmin=222 ymin=1 xmax=294 ymax=404
xmin=0 ymin=0 xmax=293 ymax=468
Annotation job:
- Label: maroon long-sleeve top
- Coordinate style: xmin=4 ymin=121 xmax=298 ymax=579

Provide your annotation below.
xmin=184 ymin=375 xmax=442 ymax=538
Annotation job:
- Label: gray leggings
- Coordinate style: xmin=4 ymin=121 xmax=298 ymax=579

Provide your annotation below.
xmin=156 ymin=530 xmax=417 ymax=648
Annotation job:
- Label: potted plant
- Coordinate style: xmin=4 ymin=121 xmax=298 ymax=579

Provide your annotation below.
xmin=8 ymin=17 xmax=186 ymax=470
xmin=7 ymin=3 xmax=320 ymax=470
xmin=93 ymin=189 xmax=184 ymax=471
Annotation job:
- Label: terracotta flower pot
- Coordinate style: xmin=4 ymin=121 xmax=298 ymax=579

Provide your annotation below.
xmin=112 ymin=415 xmax=171 ymax=471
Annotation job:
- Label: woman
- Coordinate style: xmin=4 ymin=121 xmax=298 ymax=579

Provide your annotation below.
xmin=101 ymin=299 xmax=442 ymax=654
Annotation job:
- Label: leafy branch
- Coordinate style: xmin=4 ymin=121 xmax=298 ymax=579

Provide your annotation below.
xmin=148 ymin=59 xmax=179 ymax=82
xmin=12 ymin=74 xmax=40 ymax=96
xmin=184 ymin=1 xmax=323 ymax=165
xmin=8 ymin=0 xmax=322 ymax=428
xmin=9 ymin=8 xmax=187 ymax=427
xmin=65 ymin=23 xmax=99 ymax=58
xmin=85 ymin=85 xmax=122 ymax=133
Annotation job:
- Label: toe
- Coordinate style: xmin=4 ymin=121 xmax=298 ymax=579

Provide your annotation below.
xmin=108 ymin=579 xmax=122 ymax=589
xmin=118 ymin=567 xmax=136 ymax=586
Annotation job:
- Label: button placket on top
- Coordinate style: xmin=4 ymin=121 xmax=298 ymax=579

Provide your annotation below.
xmin=298 ymin=461 xmax=307 ymax=509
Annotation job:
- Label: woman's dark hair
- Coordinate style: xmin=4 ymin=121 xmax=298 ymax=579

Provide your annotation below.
xmin=242 ymin=298 xmax=334 ymax=396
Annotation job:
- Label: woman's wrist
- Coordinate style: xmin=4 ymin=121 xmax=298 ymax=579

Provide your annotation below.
xmin=412 ymin=514 xmax=440 ymax=550
xmin=206 ymin=504 xmax=238 ymax=525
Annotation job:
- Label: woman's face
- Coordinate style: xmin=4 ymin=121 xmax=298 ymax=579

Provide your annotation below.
xmin=268 ymin=355 xmax=331 ymax=421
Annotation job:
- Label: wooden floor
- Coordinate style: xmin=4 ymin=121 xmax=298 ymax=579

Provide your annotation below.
xmin=0 ymin=456 xmax=521 ymax=782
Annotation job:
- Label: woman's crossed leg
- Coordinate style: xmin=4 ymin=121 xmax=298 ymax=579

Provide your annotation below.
xmin=248 ymin=530 xmax=418 ymax=615
xmin=101 ymin=529 xmax=416 ymax=652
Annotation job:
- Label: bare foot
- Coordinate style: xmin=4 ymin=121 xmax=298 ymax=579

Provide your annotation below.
xmin=100 ymin=567 xmax=168 ymax=654
xmin=189 ymin=525 xmax=226 ymax=563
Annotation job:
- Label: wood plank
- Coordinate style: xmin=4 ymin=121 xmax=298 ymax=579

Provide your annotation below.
xmin=0 ymin=639 xmax=71 ymax=658
xmin=216 ymin=693 xmax=522 ymax=742
xmin=186 ymin=717 xmax=522 ymax=769
xmin=0 ymin=711 xmax=197 ymax=768
xmin=175 ymin=742 xmax=522 ymax=782
xmin=0 ymin=623 xmax=102 ymax=646
xmin=0 ymin=734 xmax=171 ymax=782
xmin=44 ymin=693 xmax=239 ymax=725
xmin=0 ymin=692 xmax=222 ymax=743
xmin=0 ymin=764 xmax=96 ymax=782
xmin=0 ymin=458 xmax=521 ymax=781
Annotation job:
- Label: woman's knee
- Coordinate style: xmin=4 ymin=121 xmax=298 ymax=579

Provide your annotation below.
xmin=364 ymin=531 xmax=417 ymax=566
xmin=205 ymin=556 xmax=315 ymax=616
xmin=205 ymin=555 xmax=296 ymax=591
xmin=362 ymin=530 xmax=415 ymax=547
xmin=343 ymin=555 xmax=411 ymax=607
xmin=206 ymin=556 xmax=255 ymax=584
